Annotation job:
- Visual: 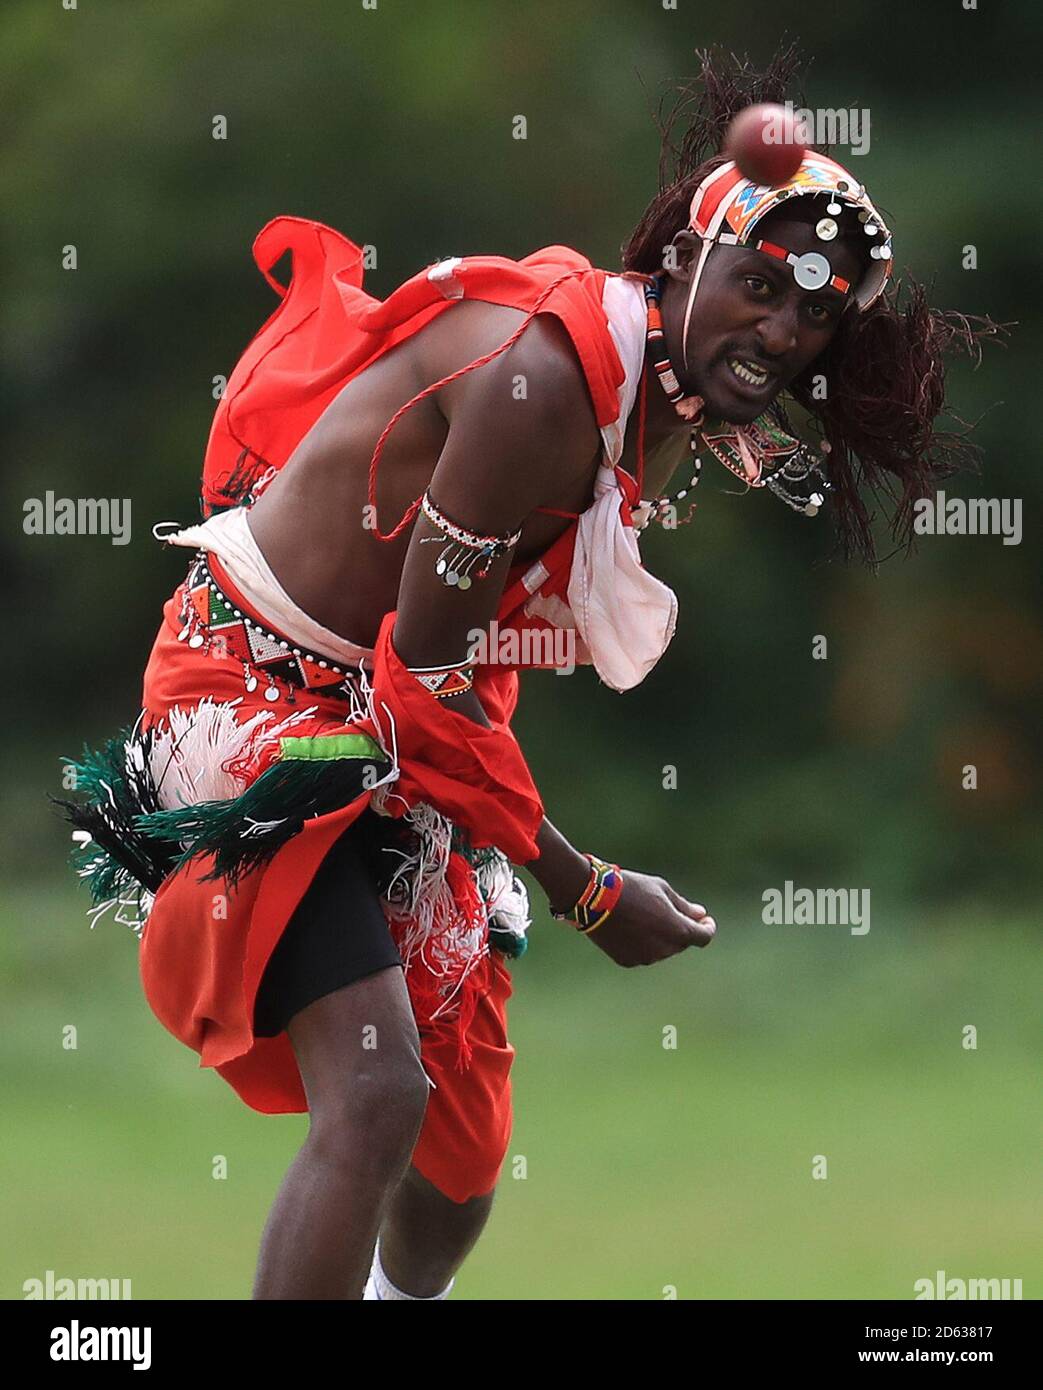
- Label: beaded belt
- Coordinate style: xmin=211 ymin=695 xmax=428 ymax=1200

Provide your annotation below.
xmin=175 ymin=551 xmax=372 ymax=706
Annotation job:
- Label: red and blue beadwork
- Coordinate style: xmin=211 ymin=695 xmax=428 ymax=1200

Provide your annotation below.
xmin=552 ymin=853 xmax=624 ymax=934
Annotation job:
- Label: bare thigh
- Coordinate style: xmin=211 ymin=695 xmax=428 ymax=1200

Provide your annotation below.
xmin=286 ymin=964 xmax=430 ymax=1123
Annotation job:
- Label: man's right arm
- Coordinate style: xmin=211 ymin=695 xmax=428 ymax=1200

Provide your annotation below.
xmin=388 ymin=311 xmax=717 ymax=959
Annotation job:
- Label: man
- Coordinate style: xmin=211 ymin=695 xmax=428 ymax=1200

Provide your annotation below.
xmin=62 ymin=51 xmax=990 ymax=1299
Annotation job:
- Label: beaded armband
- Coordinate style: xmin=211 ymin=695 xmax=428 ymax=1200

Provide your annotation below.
xmin=419 ymin=489 xmax=522 ymax=590
xmin=406 ymin=657 xmax=476 ymax=700
xmin=550 ymin=853 xmax=624 ymax=934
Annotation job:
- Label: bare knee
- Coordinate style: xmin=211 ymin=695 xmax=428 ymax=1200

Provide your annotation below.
xmin=287 ymin=967 xmax=431 ymax=1161
xmin=310 ymin=1060 xmax=430 ymax=1164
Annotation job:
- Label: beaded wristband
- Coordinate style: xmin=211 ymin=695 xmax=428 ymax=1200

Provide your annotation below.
xmin=407 ymin=657 xmax=476 ymax=700
xmin=550 ymin=853 xmax=624 ymax=934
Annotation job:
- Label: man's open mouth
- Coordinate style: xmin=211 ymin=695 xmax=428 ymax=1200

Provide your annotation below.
xmin=726 ymin=356 xmax=773 ymax=389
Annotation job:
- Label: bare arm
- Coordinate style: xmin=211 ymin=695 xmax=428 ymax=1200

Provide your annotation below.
xmin=391 ymin=314 xmax=599 ymax=894
xmin=392 ymin=314 xmax=599 ymax=683
xmin=390 ymin=310 xmax=717 ymax=960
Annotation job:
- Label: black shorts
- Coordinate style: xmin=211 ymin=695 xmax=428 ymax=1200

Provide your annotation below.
xmin=252 ymin=809 xmax=408 ymax=1038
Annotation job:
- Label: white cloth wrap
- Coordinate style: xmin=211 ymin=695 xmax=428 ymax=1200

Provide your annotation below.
xmin=568 ymin=464 xmax=678 ymax=693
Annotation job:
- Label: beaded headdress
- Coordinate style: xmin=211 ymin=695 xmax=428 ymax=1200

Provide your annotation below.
xmin=680 ymin=150 xmax=894 ymax=367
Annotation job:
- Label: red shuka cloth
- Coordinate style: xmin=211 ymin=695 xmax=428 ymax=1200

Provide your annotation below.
xmin=135 ymin=218 xmax=635 ymax=1196
xmin=138 ymin=573 xmax=533 ymax=1202
xmin=202 ymin=215 xmax=628 ymax=514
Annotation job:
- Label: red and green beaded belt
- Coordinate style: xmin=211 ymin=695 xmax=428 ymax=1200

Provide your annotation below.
xmin=176 ymin=551 xmax=372 ymax=705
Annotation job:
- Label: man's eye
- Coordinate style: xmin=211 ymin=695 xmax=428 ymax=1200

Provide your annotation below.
xmin=807 ymin=302 xmax=835 ymax=323
xmin=744 ymin=276 xmax=772 ymax=296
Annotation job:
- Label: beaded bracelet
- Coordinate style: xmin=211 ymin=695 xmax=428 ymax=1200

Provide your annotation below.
xmin=407 ymin=657 xmax=476 ymax=700
xmin=550 ymin=853 xmax=624 ymax=934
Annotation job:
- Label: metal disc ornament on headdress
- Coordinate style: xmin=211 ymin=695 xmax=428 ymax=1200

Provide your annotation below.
xmin=791 ymin=251 xmax=831 ymax=290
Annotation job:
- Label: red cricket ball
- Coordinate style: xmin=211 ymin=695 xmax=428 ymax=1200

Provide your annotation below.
xmin=723 ymin=103 xmax=806 ymax=186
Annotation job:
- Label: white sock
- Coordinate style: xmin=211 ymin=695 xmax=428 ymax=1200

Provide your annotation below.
xmin=363 ymin=1237 xmax=454 ymax=1300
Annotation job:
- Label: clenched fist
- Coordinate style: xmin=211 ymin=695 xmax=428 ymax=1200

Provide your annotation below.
xmin=585 ymin=869 xmax=716 ymax=966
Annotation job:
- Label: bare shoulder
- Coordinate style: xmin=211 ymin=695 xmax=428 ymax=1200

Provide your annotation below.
xmin=421 ymin=301 xmax=600 ymax=464
xmin=407 ymin=302 xmax=602 ymax=536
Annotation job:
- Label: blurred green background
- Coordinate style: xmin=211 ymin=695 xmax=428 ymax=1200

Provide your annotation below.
xmin=3 ymin=0 xmax=1039 ymax=1299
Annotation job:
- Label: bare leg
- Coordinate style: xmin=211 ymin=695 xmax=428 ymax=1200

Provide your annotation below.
xmin=253 ymin=965 xmax=430 ymax=1300
xmin=376 ymin=1164 xmax=496 ymax=1298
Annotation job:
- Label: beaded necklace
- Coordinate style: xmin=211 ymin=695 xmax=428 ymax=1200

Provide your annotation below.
xmin=640 ymin=274 xmax=705 ymax=529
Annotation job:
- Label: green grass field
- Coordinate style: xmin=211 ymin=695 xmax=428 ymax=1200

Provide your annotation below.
xmin=3 ymin=884 xmax=1038 ymax=1300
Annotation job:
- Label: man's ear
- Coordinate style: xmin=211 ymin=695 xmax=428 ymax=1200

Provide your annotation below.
xmin=660 ymin=230 xmax=701 ymax=282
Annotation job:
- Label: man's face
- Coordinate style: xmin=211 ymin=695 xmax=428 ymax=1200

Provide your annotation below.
xmin=671 ymin=210 xmax=866 ymax=424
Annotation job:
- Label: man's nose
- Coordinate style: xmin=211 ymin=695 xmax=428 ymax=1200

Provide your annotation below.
xmin=755 ymin=303 xmax=799 ymax=359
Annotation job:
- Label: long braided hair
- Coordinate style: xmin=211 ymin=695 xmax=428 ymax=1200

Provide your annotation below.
xmin=621 ymin=44 xmax=1006 ymax=565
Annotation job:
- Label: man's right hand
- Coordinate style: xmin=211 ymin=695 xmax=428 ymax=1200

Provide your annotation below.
xmin=583 ymin=869 xmax=716 ymax=966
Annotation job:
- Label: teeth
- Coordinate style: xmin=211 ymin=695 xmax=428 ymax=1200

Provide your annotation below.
xmin=728 ymin=358 xmax=769 ymax=387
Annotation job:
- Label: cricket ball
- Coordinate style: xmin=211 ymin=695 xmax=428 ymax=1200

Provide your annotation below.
xmin=723 ymin=103 xmax=806 ymax=186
